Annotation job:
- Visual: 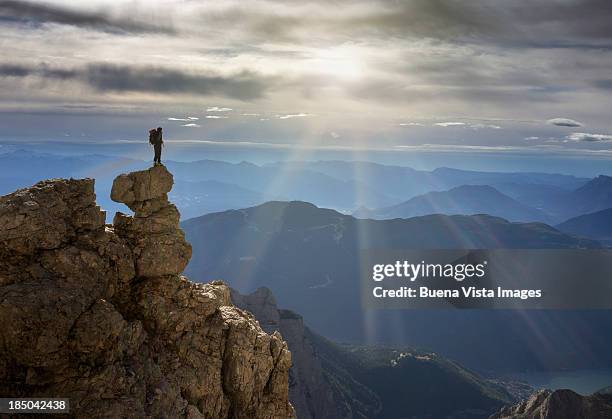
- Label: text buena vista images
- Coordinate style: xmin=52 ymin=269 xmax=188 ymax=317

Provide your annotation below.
xmin=371 ymin=260 xmax=542 ymax=300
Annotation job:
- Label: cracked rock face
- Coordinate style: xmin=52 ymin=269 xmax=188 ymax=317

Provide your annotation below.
xmin=232 ymin=288 xmax=338 ymax=419
xmin=0 ymin=167 xmax=294 ymax=418
xmin=110 ymin=164 xmax=173 ymax=209
xmin=111 ymin=165 xmax=192 ymax=278
xmin=490 ymin=389 xmax=612 ymax=419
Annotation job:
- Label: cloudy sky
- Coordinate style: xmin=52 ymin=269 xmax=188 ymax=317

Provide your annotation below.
xmin=1 ymin=0 xmax=612 ymax=157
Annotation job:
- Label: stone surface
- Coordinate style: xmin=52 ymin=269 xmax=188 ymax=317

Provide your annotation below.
xmin=110 ymin=164 xmax=173 ymax=210
xmin=0 ymin=178 xmax=105 ymax=259
xmin=231 ymin=287 xmax=340 ymax=419
xmin=490 ymin=388 xmax=612 ymax=419
xmin=0 ymin=169 xmax=294 ymax=418
xmin=111 ymin=165 xmax=192 ymax=277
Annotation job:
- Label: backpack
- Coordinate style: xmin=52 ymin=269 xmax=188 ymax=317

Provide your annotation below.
xmin=149 ymin=129 xmax=157 ymax=145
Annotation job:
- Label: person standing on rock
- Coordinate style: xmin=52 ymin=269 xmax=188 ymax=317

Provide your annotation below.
xmin=149 ymin=127 xmax=164 ymax=165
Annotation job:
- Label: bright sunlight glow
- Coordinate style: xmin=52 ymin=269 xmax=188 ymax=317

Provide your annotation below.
xmin=307 ymin=45 xmax=364 ymax=81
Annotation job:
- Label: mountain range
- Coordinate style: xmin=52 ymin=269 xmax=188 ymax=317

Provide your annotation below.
xmin=556 ymin=175 xmax=612 ymax=219
xmin=279 ymin=161 xmax=587 ymax=199
xmin=6 ymin=151 xmax=612 ymax=224
xmin=557 ymin=207 xmax=612 ymax=244
xmin=354 ymin=185 xmax=553 ymax=223
xmin=182 ymin=201 xmax=612 ymax=373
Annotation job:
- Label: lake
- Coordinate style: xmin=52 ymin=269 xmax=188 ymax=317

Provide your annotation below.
xmin=509 ymin=369 xmax=612 ymax=395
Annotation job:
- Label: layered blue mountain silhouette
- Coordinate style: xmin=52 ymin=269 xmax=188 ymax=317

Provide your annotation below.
xmin=181 ymin=201 xmax=611 ymax=373
xmin=354 ymin=184 xmax=553 ymax=223
xmin=557 ymin=175 xmax=612 ymax=219
xmin=557 ymin=208 xmax=612 ymax=244
xmin=5 ymin=151 xmax=611 ymax=224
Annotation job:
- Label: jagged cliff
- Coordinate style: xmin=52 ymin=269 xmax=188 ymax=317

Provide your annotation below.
xmin=490 ymin=388 xmax=612 ymax=419
xmin=231 ymin=288 xmax=348 ymax=419
xmin=0 ymin=165 xmax=294 ymax=418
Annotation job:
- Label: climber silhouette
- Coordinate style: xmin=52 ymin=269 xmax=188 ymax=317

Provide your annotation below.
xmin=149 ymin=127 xmax=164 ymax=165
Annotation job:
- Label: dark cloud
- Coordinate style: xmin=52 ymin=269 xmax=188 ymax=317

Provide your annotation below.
xmin=547 ymin=118 xmax=583 ymax=127
xmin=376 ymin=0 xmax=612 ymax=48
xmin=0 ymin=63 xmax=78 ymax=81
xmin=348 ymin=77 xmax=563 ymax=106
xmin=0 ymin=0 xmax=173 ymax=34
xmin=210 ymin=0 xmax=612 ymax=49
xmin=390 ymin=50 xmax=555 ymax=94
xmin=0 ymin=63 xmax=269 ymax=100
xmin=84 ymin=64 xmax=267 ymax=100
xmin=0 ymin=64 xmax=30 ymax=77
xmin=592 ymin=79 xmax=612 ymax=90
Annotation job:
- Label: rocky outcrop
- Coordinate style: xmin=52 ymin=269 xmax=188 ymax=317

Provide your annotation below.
xmin=490 ymin=388 xmax=612 ymax=419
xmin=0 ymin=166 xmax=294 ymax=418
xmin=231 ymin=288 xmax=346 ymax=419
xmin=112 ymin=165 xmax=191 ymax=278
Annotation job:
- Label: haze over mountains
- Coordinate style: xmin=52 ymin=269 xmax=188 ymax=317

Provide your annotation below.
xmin=557 ymin=208 xmax=612 ymax=244
xmin=354 ymin=185 xmax=553 ymax=223
xmin=4 ymin=150 xmax=612 ymax=225
xmin=182 ymin=201 xmax=611 ymax=373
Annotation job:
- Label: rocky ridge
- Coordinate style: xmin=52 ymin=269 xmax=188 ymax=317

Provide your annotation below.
xmin=0 ymin=165 xmax=294 ymax=418
xmin=231 ymin=288 xmax=344 ymax=419
xmin=490 ymin=388 xmax=612 ymax=419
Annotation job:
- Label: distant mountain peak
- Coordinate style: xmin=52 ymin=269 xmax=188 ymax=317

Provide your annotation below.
xmin=589 ymin=174 xmax=612 ymax=184
xmin=450 ymin=184 xmax=499 ymax=192
xmin=362 ymin=184 xmax=553 ymax=223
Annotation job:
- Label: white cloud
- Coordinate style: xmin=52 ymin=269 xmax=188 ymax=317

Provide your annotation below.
xmin=205 ymin=115 xmax=228 ymax=119
xmin=432 ymin=122 xmax=500 ymax=129
xmin=181 ymin=123 xmax=201 ymax=127
xmin=434 ymin=122 xmax=465 ymax=127
xmin=567 ymin=132 xmax=612 ymax=142
xmin=278 ymin=113 xmax=310 ymax=119
xmin=399 ymin=122 xmax=424 ymax=126
xmin=470 ymin=123 xmax=501 ymax=129
xmin=206 ymin=106 xmax=232 ymax=112
xmin=524 ymin=136 xmax=540 ymax=141
xmin=169 ymin=116 xmax=199 ymax=121
xmin=330 ymin=131 xmax=340 ymax=138
xmin=547 ymin=118 xmax=583 ymax=127
xmin=241 ymin=113 xmax=260 ymax=116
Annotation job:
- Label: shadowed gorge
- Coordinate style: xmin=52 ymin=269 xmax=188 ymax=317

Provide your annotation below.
xmin=232 ymin=287 xmax=529 ymax=419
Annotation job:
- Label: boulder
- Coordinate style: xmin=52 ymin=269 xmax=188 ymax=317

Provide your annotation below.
xmin=111 ymin=164 xmax=173 ymax=211
xmin=111 ymin=165 xmax=192 ymax=277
